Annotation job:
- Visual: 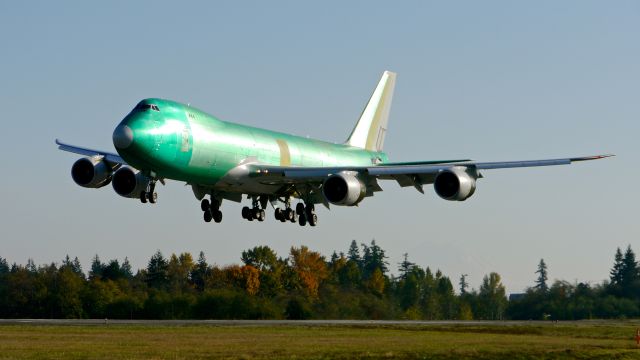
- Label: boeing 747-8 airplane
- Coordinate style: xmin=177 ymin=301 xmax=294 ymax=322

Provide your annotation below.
xmin=57 ymin=71 xmax=611 ymax=226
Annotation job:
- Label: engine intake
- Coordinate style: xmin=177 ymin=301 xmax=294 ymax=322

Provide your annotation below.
xmin=322 ymin=172 xmax=366 ymax=206
xmin=112 ymin=167 xmax=150 ymax=198
xmin=71 ymin=158 xmax=112 ymax=188
xmin=434 ymin=168 xmax=477 ymax=201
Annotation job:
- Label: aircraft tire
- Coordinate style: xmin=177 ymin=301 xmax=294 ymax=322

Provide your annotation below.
xmin=140 ymin=191 xmax=147 ymax=204
xmin=149 ymin=192 xmax=157 ymax=204
xmin=203 ymin=210 xmax=212 ymax=222
xmin=241 ymin=206 xmax=251 ymax=219
xmin=309 ymin=213 xmax=318 ymax=226
xmin=213 ymin=210 xmax=222 ymax=223
xmin=298 ymin=213 xmax=307 ymax=226
xmin=201 ymin=199 xmax=210 ymax=212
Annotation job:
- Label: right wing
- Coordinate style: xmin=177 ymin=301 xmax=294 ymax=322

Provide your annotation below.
xmin=248 ymin=155 xmax=614 ymax=189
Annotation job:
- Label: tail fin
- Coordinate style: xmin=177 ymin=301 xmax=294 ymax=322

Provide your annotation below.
xmin=345 ymin=71 xmax=396 ymax=152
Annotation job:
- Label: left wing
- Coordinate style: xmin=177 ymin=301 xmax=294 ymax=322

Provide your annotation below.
xmin=56 ymin=139 xmax=126 ymax=166
xmin=248 ymin=155 xmax=613 ymax=188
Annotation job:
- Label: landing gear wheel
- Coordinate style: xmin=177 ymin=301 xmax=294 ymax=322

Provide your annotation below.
xmin=305 ymin=204 xmax=315 ymax=220
xmin=308 ymin=213 xmax=318 ymax=226
xmin=203 ymin=210 xmax=212 ymax=223
xmin=242 ymin=206 xmax=251 ymax=220
xmin=149 ymin=192 xmax=157 ymax=204
xmin=290 ymin=211 xmax=297 ymax=223
xmin=298 ymin=213 xmax=307 ymax=226
xmin=296 ymin=203 xmax=305 ymax=215
xmin=140 ymin=191 xmax=147 ymax=204
xmin=213 ymin=210 xmax=222 ymax=223
xmin=257 ymin=209 xmax=265 ymax=222
xmin=285 ymin=208 xmax=294 ymax=221
xmin=201 ymin=199 xmax=210 ymax=212
xmin=275 ymin=208 xmax=283 ymax=221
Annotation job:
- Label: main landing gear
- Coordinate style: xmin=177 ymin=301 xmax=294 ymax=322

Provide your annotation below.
xmin=296 ymin=202 xmax=317 ymax=227
xmin=273 ymin=199 xmax=317 ymax=227
xmin=201 ymin=197 xmax=223 ymax=223
xmin=241 ymin=197 xmax=266 ymax=222
xmin=140 ymin=180 xmax=158 ymax=204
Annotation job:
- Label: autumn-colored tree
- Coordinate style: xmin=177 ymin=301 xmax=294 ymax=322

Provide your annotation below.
xmin=221 ymin=264 xmax=261 ymax=296
xmin=242 ymin=265 xmax=260 ymax=296
xmin=289 ymin=246 xmax=328 ymax=298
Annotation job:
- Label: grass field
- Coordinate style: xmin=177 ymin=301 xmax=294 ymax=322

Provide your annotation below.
xmin=1 ymin=321 xmax=640 ymax=359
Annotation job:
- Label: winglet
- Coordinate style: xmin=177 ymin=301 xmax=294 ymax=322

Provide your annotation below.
xmin=345 ymin=71 xmax=397 ymax=152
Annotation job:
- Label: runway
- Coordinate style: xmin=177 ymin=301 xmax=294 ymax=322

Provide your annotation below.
xmin=0 ymin=319 xmax=620 ymax=326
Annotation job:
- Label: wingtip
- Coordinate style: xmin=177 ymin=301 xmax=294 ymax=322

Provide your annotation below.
xmin=570 ymin=154 xmax=615 ymax=162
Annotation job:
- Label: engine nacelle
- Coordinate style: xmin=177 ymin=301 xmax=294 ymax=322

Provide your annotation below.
xmin=71 ymin=157 xmax=112 ymax=188
xmin=322 ymin=172 xmax=366 ymax=206
xmin=112 ymin=167 xmax=150 ymax=198
xmin=434 ymin=168 xmax=477 ymax=201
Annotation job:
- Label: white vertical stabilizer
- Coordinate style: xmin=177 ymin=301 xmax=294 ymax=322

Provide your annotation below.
xmin=345 ymin=71 xmax=396 ymax=152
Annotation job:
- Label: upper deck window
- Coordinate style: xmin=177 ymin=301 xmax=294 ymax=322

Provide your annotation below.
xmin=136 ymin=104 xmax=160 ymax=112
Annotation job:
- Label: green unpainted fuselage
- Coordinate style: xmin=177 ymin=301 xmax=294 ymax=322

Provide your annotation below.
xmin=115 ymin=98 xmax=388 ymax=191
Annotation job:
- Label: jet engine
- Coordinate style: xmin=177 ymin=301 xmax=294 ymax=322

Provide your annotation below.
xmin=71 ymin=157 xmax=112 ymax=188
xmin=433 ymin=168 xmax=477 ymax=201
xmin=112 ymin=167 xmax=150 ymax=198
xmin=322 ymin=172 xmax=366 ymax=206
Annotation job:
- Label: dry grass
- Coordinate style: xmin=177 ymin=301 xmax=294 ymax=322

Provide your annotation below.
xmin=1 ymin=322 xmax=640 ymax=359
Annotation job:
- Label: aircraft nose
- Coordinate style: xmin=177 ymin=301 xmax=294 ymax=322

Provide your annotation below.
xmin=113 ymin=124 xmax=134 ymax=149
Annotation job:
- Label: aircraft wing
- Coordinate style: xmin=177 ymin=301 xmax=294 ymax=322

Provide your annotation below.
xmin=56 ymin=139 xmax=126 ymax=165
xmin=248 ymin=155 xmax=613 ymax=189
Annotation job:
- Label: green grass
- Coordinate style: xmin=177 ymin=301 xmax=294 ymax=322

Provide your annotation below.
xmin=1 ymin=322 xmax=640 ymax=359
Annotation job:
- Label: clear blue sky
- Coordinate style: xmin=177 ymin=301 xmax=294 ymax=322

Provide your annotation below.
xmin=0 ymin=1 xmax=637 ymax=293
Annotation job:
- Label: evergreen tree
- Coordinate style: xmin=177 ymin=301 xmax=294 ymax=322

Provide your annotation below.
xmin=71 ymin=257 xmax=83 ymax=276
xmin=347 ymin=240 xmax=361 ymax=264
xmin=398 ymin=253 xmax=415 ymax=280
xmin=620 ymin=245 xmax=639 ymax=298
xmin=361 ymin=239 xmax=388 ymax=279
xmin=89 ymin=255 xmax=103 ymax=280
xmin=146 ymin=250 xmax=169 ymax=289
xmin=535 ymin=259 xmax=548 ymax=293
xmin=459 ymin=274 xmax=468 ymax=295
xmin=26 ymin=259 xmax=36 ymax=273
xmin=0 ymin=257 xmax=10 ymax=275
xmin=190 ymin=251 xmax=209 ymax=292
xmin=121 ymin=257 xmax=133 ymax=279
xmin=102 ymin=259 xmax=123 ymax=281
xmin=609 ymin=247 xmax=624 ymax=286
xmin=330 ymin=251 xmax=339 ymax=265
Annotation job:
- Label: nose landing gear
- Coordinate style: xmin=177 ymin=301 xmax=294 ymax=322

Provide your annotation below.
xmin=140 ymin=180 xmax=158 ymax=204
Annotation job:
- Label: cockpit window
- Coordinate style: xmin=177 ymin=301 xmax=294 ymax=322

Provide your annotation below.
xmin=136 ymin=104 xmax=160 ymax=112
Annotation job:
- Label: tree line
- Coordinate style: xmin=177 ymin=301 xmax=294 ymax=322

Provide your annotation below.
xmin=0 ymin=241 xmax=637 ymax=320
